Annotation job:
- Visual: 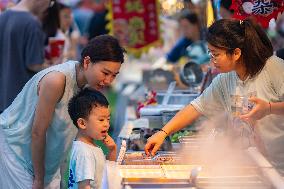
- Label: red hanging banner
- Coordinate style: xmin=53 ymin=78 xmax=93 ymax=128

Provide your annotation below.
xmin=106 ymin=0 xmax=161 ymax=57
xmin=231 ymin=0 xmax=284 ymax=28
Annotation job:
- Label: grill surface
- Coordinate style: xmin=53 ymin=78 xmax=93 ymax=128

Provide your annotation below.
xmin=119 ymin=133 xmax=274 ymax=189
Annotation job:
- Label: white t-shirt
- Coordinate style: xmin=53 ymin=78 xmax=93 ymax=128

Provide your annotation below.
xmin=191 ymin=55 xmax=284 ymax=175
xmin=68 ymin=141 xmax=106 ymax=189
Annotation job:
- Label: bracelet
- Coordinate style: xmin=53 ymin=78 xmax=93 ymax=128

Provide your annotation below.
xmin=269 ymin=102 xmax=272 ymax=114
xmin=159 ymin=129 xmax=168 ymax=136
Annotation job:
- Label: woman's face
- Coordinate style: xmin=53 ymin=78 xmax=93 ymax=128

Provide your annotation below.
xmin=59 ymin=8 xmax=72 ymax=32
xmin=207 ymin=43 xmax=239 ymax=73
xmin=179 ymin=18 xmax=198 ymax=40
xmin=83 ymin=60 xmax=121 ymax=91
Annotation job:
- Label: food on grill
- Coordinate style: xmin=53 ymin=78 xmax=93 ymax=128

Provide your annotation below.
xmin=171 ymin=130 xmax=194 ymax=143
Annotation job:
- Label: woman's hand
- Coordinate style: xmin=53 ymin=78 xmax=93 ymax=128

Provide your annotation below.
xmin=240 ymin=97 xmax=270 ymax=121
xmin=144 ymin=130 xmax=167 ymax=156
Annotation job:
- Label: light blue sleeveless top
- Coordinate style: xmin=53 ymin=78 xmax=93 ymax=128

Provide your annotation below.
xmin=0 ymin=61 xmax=79 ymax=184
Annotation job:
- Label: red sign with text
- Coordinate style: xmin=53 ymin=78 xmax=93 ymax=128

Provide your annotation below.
xmin=231 ymin=0 xmax=284 ymax=28
xmin=107 ymin=0 xmax=160 ymax=56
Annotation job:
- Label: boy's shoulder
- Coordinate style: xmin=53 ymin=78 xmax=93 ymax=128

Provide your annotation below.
xmin=71 ymin=141 xmax=103 ymax=157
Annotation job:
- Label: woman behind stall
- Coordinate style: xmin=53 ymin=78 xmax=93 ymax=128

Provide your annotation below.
xmin=0 ymin=34 xmax=126 ymax=189
xmin=145 ymin=18 xmax=284 ymax=175
xmin=166 ymin=11 xmax=202 ymax=63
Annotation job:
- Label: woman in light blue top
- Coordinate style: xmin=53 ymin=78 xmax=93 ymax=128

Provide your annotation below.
xmin=0 ymin=34 xmax=126 ymax=189
xmin=145 ymin=18 xmax=284 ymax=175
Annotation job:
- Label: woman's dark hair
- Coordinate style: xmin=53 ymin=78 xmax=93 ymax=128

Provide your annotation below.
xmin=206 ymin=18 xmax=273 ymax=78
xmin=80 ymin=34 xmax=126 ymax=64
xmin=68 ymin=88 xmax=109 ymax=128
xmin=57 ymin=2 xmax=69 ymax=11
xmin=42 ymin=2 xmax=70 ymax=44
xmin=42 ymin=2 xmax=60 ymax=44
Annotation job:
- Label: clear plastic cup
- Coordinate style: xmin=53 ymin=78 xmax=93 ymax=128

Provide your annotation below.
xmin=230 ymin=92 xmax=257 ymax=148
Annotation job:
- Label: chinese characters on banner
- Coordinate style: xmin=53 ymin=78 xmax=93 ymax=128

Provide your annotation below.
xmin=106 ymin=0 xmax=160 ymax=57
xmin=231 ymin=0 xmax=284 ymax=28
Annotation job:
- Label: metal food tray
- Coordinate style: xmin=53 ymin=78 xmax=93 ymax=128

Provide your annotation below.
xmin=156 ymin=92 xmax=199 ymax=105
xmin=122 ymin=178 xmax=194 ymax=189
xmin=119 ymin=164 xmax=271 ymax=188
xmin=118 ymin=132 xmax=282 ymax=189
xmin=122 ymin=151 xmax=182 ymax=165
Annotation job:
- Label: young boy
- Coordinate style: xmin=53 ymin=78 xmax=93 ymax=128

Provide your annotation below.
xmin=67 ymin=88 xmax=117 ymax=189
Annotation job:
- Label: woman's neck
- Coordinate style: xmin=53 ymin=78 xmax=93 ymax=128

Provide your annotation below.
xmin=235 ymin=64 xmax=247 ymax=81
xmin=75 ymin=64 xmax=86 ymax=88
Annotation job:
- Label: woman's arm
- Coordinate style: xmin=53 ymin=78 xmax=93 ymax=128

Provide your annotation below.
xmin=162 ymin=104 xmax=201 ymax=135
xmin=31 ymin=72 xmax=66 ymax=188
xmin=270 ymin=101 xmax=284 ymax=115
xmin=145 ymin=104 xmax=201 ymax=156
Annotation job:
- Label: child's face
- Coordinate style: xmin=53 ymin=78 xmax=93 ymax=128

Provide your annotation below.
xmin=59 ymin=8 xmax=72 ymax=32
xmin=83 ymin=105 xmax=111 ymax=140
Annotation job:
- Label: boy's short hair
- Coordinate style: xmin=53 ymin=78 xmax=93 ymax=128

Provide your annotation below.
xmin=68 ymin=88 xmax=109 ymax=128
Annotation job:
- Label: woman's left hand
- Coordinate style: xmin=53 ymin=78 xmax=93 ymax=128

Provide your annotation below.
xmin=240 ymin=97 xmax=270 ymax=121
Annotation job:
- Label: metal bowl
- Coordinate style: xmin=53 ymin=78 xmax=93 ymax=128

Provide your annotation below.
xmin=179 ymin=61 xmax=203 ymax=86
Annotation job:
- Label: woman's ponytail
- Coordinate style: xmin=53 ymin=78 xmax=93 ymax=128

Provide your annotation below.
xmin=242 ymin=18 xmax=273 ymax=78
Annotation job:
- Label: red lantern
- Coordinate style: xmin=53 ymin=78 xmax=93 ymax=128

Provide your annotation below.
xmin=231 ymin=0 xmax=284 ymax=28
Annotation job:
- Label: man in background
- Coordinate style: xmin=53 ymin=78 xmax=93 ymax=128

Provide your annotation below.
xmin=0 ymin=0 xmax=51 ymax=112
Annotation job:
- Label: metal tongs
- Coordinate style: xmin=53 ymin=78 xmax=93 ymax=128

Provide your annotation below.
xmin=142 ymin=152 xmax=161 ymax=161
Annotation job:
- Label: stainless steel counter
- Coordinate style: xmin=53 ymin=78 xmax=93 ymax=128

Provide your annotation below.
xmin=106 ymin=132 xmax=284 ymax=189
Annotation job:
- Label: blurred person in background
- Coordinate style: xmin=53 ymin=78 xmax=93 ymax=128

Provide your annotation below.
xmin=42 ymin=1 xmax=60 ymax=40
xmin=57 ymin=2 xmax=80 ymax=61
xmin=88 ymin=0 xmax=108 ymax=40
xmin=183 ymin=0 xmax=200 ymax=14
xmin=42 ymin=1 xmax=61 ymax=63
xmin=276 ymin=48 xmax=284 ymax=60
xmin=166 ymin=11 xmax=202 ymax=63
xmin=219 ymin=0 xmax=233 ymax=19
xmin=42 ymin=2 xmax=79 ymax=63
xmin=270 ymin=13 xmax=284 ymax=51
xmin=73 ymin=0 xmax=95 ymax=38
xmin=272 ymin=11 xmax=284 ymax=60
xmin=0 ymin=0 xmax=51 ymax=113
xmin=73 ymin=0 xmax=97 ymax=58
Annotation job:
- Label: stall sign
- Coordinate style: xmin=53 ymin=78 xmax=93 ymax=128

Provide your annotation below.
xmin=231 ymin=0 xmax=284 ymax=28
xmin=106 ymin=0 xmax=161 ymax=57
